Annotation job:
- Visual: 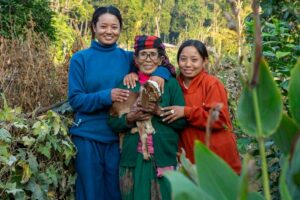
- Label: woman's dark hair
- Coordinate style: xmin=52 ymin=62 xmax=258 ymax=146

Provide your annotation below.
xmin=90 ymin=6 xmax=122 ymax=39
xmin=177 ymin=40 xmax=209 ymax=63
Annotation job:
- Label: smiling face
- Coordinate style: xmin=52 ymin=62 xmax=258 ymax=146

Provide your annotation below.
xmin=178 ymin=46 xmax=207 ymax=83
xmin=134 ymin=48 xmax=162 ymax=75
xmin=93 ymin=13 xmax=121 ymax=45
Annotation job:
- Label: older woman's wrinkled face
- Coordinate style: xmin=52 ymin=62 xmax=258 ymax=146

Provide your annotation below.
xmin=135 ymin=48 xmax=162 ymax=75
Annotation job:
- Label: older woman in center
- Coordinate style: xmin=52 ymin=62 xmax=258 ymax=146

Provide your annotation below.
xmin=108 ymin=35 xmax=186 ymax=200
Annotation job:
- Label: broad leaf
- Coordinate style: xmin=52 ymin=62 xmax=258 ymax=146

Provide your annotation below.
xmin=280 ymin=156 xmax=292 ymax=200
xmin=247 ymin=192 xmax=265 ymax=200
xmin=237 ymin=58 xmax=283 ymax=136
xmin=275 ymin=51 xmax=291 ymax=59
xmin=5 ymin=182 xmax=25 ymax=200
xmin=13 ymin=121 xmax=28 ymax=129
xmin=0 ymin=128 xmax=12 ymax=143
xmin=37 ymin=142 xmax=52 ymax=159
xmin=48 ymin=111 xmax=61 ymax=135
xmin=179 ymin=148 xmax=199 ymax=185
xmin=46 ymin=165 xmax=59 ymax=187
xmin=19 ymin=161 xmax=32 ymax=184
xmin=237 ymin=155 xmax=250 ymax=200
xmin=0 ymin=144 xmax=9 ymax=158
xmin=271 ymin=114 xmax=299 ymax=154
xmin=6 ymin=189 xmax=25 ymax=200
xmin=164 ymin=171 xmax=213 ymax=200
xmin=28 ymin=152 xmax=39 ymax=174
xmin=22 ymin=136 xmax=36 ymax=147
xmin=287 ymin=137 xmax=300 ymax=199
xmin=289 ymin=59 xmax=300 ymax=125
xmin=7 ymin=155 xmax=17 ymax=166
xmin=26 ymin=179 xmax=47 ymax=200
xmin=194 ymin=141 xmax=239 ymax=200
xmin=237 ymin=155 xmax=263 ymax=200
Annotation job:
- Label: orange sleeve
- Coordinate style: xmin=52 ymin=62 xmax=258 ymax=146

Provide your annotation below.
xmin=184 ymin=81 xmax=231 ymax=131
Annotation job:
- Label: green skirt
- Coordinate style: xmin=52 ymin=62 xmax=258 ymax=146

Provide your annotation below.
xmin=119 ymin=154 xmax=171 ymax=200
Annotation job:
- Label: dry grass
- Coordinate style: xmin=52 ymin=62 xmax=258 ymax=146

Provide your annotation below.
xmin=0 ymin=30 xmax=69 ymax=112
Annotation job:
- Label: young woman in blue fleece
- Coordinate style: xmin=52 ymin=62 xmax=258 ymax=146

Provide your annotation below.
xmin=68 ymin=6 xmax=175 ymax=200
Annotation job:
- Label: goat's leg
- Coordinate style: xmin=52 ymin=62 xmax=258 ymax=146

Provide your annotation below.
xmin=141 ymin=133 xmax=149 ymax=160
xmin=144 ymin=119 xmax=155 ymax=134
xmin=137 ymin=121 xmax=150 ymax=160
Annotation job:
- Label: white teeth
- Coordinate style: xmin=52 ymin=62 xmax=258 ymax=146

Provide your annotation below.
xmin=104 ymin=36 xmax=113 ymax=39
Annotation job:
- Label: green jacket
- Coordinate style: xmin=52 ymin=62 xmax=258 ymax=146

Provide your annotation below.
xmin=107 ymin=78 xmax=186 ymax=167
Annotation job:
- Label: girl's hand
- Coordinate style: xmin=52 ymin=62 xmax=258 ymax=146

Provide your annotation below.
xmin=149 ymin=76 xmax=165 ymax=94
xmin=123 ymin=72 xmax=138 ymax=89
xmin=160 ymin=106 xmax=185 ymax=123
xmin=111 ymin=88 xmax=129 ymax=102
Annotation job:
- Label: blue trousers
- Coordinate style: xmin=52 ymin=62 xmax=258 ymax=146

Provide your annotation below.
xmin=72 ymin=136 xmax=121 ymax=200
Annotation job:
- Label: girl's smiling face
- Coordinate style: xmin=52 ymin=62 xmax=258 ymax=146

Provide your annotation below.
xmin=93 ymin=13 xmax=121 ymax=45
xmin=178 ymin=46 xmax=207 ymax=80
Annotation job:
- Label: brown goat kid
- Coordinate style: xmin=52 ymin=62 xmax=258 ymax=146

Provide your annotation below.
xmin=109 ymin=80 xmax=161 ymax=160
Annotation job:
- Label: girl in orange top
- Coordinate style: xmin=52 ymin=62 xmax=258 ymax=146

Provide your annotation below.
xmin=161 ymin=40 xmax=241 ymax=174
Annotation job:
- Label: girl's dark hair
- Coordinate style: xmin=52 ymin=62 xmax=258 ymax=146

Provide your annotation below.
xmin=177 ymin=40 xmax=209 ymax=63
xmin=90 ymin=6 xmax=122 ymax=39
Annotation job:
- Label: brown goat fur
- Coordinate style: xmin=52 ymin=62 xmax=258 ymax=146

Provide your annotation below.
xmin=109 ymin=81 xmax=161 ymax=159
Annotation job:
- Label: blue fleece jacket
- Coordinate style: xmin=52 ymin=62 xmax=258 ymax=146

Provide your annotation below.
xmin=68 ymin=40 xmax=170 ymax=143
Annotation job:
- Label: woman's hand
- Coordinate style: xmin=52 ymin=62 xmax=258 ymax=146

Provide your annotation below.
xmin=123 ymin=72 xmax=138 ymax=89
xmin=160 ymin=106 xmax=185 ymax=123
xmin=126 ymin=101 xmax=151 ymax=126
xmin=111 ymin=88 xmax=130 ymax=102
xmin=149 ymin=76 xmax=165 ymax=94
xmin=140 ymin=101 xmax=162 ymax=116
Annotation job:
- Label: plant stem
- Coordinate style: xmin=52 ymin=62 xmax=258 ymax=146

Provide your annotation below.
xmin=252 ymin=88 xmax=271 ymax=200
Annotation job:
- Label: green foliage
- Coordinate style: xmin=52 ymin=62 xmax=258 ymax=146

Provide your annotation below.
xmin=237 ymin=56 xmax=300 ymax=199
xmin=288 ymin=59 xmax=300 ymax=125
xmin=51 ymin=13 xmax=77 ymax=63
xmin=165 ymin=172 xmax=212 ymax=200
xmin=166 ymin=55 xmax=300 ymax=200
xmin=165 ymin=142 xmax=264 ymax=200
xmin=0 ymin=0 xmax=55 ymax=40
xmin=50 ymin=0 xmax=94 ymax=63
xmin=245 ymin=1 xmax=299 ymax=96
xmin=271 ymin=114 xmax=299 ymax=155
xmin=0 ymin=95 xmax=76 ymax=199
xmin=194 ymin=142 xmax=239 ymax=200
xmin=237 ymin=59 xmax=283 ymax=137
xmin=280 ymin=156 xmax=292 ymax=200
xmin=286 ymin=139 xmax=300 ymax=199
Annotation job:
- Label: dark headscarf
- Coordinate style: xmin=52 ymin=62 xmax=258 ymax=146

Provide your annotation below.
xmin=134 ymin=35 xmax=176 ymax=77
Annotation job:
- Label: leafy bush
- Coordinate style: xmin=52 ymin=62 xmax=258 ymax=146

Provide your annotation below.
xmin=245 ymin=0 xmax=300 ymax=98
xmin=0 ymin=0 xmax=55 ymax=40
xmin=0 ymin=95 xmax=76 ymax=200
